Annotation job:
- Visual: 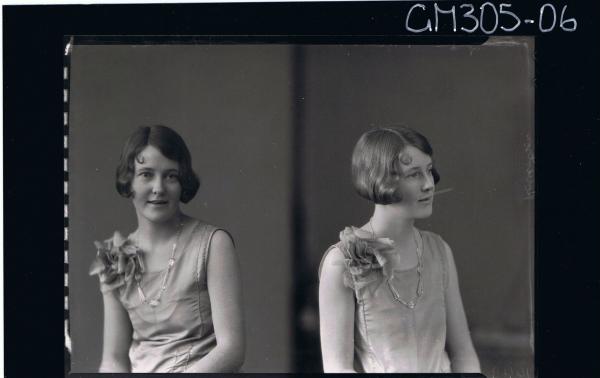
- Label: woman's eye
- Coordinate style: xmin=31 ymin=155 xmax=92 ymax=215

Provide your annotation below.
xmin=167 ymin=174 xmax=179 ymax=181
xmin=139 ymin=172 xmax=152 ymax=178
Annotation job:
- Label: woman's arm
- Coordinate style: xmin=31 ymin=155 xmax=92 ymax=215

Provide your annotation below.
xmin=98 ymin=290 xmax=132 ymax=372
xmin=443 ymin=242 xmax=481 ymax=373
xmin=186 ymin=230 xmax=245 ymax=372
xmin=319 ymin=247 xmax=356 ymax=373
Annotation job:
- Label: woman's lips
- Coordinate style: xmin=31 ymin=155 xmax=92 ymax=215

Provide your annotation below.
xmin=147 ymin=200 xmax=168 ymax=205
xmin=418 ymin=196 xmax=433 ymax=203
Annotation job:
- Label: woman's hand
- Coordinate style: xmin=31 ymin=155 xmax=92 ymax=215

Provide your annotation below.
xmin=443 ymin=241 xmax=481 ymax=373
xmin=319 ymin=247 xmax=357 ymax=373
xmin=186 ymin=230 xmax=245 ymax=372
xmin=98 ymin=290 xmax=132 ymax=372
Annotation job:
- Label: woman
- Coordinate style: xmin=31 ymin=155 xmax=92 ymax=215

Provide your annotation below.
xmin=318 ymin=127 xmax=480 ymax=373
xmin=89 ymin=125 xmax=244 ymax=373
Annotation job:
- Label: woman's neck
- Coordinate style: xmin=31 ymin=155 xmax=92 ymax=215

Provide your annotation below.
xmin=369 ymin=204 xmax=415 ymax=243
xmin=135 ymin=211 xmax=186 ymax=247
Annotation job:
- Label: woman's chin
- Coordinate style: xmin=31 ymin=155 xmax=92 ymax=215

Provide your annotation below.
xmin=140 ymin=209 xmax=179 ymax=224
xmin=414 ymin=206 xmax=433 ymax=219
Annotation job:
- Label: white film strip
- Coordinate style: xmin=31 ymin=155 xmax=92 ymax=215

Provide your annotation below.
xmin=64 ymin=37 xmax=73 ymax=365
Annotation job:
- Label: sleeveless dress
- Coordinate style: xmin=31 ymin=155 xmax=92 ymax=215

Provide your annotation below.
xmin=114 ymin=220 xmax=224 ymax=373
xmin=319 ymin=227 xmax=452 ymax=373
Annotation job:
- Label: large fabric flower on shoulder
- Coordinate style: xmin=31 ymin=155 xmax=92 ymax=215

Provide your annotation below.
xmin=337 ymin=226 xmax=395 ymax=289
xmin=89 ymin=231 xmax=145 ymax=293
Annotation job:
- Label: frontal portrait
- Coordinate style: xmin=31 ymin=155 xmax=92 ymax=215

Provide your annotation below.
xmin=115 ymin=125 xmax=200 ymax=204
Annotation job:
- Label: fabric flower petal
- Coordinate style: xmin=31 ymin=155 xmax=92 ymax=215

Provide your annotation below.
xmin=124 ymin=260 xmax=134 ymax=282
xmin=342 ymin=271 xmax=355 ymax=290
xmin=90 ymin=232 xmax=145 ymax=292
xmin=99 ymin=275 xmax=125 ymax=293
xmin=336 ymin=226 xmax=399 ymax=287
xmin=117 ymin=253 xmax=127 ymax=274
xmin=89 ymin=258 xmax=106 ymax=276
xmin=136 ymin=254 xmax=145 ymax=273
xmin=121 ymin=243 xmax=138 ymax=256
xmin=112 ymin=231 xmax=126 ymax=248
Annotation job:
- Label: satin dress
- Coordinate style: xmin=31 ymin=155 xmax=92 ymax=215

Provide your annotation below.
xmin=319 ymin=227 xmax=452 ymax=373
xmin=115 ymin=220 xmax=224 ymax=372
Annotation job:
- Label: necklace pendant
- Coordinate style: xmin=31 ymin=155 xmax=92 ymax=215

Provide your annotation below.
xmin=149 ymin=299 xmax=160 ymax=307
xmin=407 ymin=301 xmax=415 ymax=309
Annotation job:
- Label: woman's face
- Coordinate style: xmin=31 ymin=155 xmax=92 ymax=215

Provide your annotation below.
xmin=131 ymin=145 xmax=182 ymax=225
xmin=395 ymin=145 xmax=435 ymax=219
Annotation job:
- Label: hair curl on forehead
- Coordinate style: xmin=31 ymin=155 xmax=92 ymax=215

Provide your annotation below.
xmin=351 ymin=126 xmax=440 ymax=205
xmin=115 ymin=125 xmax=200 ymax=203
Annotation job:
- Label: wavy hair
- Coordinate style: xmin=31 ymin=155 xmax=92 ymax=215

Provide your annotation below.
xmin=351 ymin=127 xmax=440 ymax=204
xmin=115 ymin=125 xmax=200 ymax=203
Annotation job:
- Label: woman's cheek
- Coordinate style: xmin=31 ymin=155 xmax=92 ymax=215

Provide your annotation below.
xmin=170 ymin=183 xmax=182 ymax=197
xmin=402 ymin=186 xmax=420 ymax=203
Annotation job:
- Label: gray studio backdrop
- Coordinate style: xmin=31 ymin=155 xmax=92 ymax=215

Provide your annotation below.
xmin=298 ymin=41 xmax=534 ymax=377
xmin=69 ymin=40 xmax=534 ymax=376
xmin=69 ymin=45 xmax=293 ymax=372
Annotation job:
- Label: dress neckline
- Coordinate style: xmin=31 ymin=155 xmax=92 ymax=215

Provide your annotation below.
xmin=374 ymin=227 xmax=424 ymax=273
xmin=129 ymin=219 xmax=199 ymax=275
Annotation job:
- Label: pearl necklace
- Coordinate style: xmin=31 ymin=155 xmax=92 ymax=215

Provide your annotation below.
xmin=369 ymin=218 xmax=424 ymax=309
xmin=135 ymin=222 xmax=184 ymax=307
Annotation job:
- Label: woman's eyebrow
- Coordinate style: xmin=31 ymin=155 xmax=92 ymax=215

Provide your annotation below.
xmin=415 ymin=161 xmax=433 ymax=169
xmin=406 ymin=163 xmax=431 ymax=171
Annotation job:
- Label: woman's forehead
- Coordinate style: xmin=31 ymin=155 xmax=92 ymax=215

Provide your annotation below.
xmin=398 ymin=145 xmax=432 ymax=167
xmin=135 ymin=145 xmax=179 ymax=169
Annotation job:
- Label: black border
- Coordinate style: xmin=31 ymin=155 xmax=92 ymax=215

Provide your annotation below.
xmin=3 ymin=2 xmax=599 ymax=378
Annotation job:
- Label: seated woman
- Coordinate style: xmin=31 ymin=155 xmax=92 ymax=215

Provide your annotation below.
xmin=318 ymin=127 xmax=480 ymax=373
xmin=90 ymin=125 xmax=244 ymax=373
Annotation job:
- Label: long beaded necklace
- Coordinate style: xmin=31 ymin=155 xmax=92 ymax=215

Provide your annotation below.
xmin=369 ymin=218 xmax=424 ymax=309
xmin=135 ymin=221 xmax=184 ymax=307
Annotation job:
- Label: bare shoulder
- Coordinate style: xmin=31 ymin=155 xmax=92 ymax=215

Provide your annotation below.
xmin=207 ymin=229 xmax=236 ymax=266
xmin=210 ymin=229 xmax=235 ymax=250
xmin=206 ymin=229 xmax=239 ymax=276
xmin=323 ymin=246 xmax=345 ymax=266
xmin=320 ymin=246 xmax=347 ymax=280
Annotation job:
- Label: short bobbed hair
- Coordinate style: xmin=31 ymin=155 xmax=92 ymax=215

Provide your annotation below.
xmin=116 ymin=125 xmax=200 ymax=203
xmin=351 ymin=127 xmax=440 ymax=205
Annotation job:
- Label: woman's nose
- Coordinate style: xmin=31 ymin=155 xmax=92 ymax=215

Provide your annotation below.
xmin=422 ymin=175 xmax=434 ymax=192
xmin=152 ymin=177 xmax=165 ymax=194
